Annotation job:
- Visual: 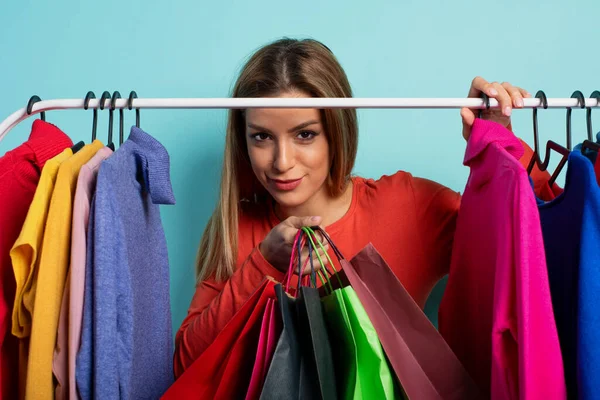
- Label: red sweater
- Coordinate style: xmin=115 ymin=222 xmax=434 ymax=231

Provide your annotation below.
xmin=174 ymin=139 xmax=558 ymax=378
xmin=0 ymin=120 xmax=72 ymax=400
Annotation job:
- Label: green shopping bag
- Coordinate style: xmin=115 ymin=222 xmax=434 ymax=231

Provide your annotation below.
xmin=302 ymin=227 xmax=402 ymax=400
xmin=322 ymin=288 xmax=401 ymax=399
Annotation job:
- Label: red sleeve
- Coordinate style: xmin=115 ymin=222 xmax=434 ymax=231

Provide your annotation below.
xmin=409 ymin=176 xmax=461 ymax=280
xmin=173 ymin=245 xmax=285 ymax=378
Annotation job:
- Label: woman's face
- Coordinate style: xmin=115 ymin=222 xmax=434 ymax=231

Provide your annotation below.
xmin=245 ymin=91 xmax=330 ymax=209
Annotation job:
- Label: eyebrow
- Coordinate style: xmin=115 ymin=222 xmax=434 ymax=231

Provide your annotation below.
xmin=247 ymin=120 xmax=320 ymax=134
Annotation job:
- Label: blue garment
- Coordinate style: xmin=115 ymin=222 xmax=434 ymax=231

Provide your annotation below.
xmin=537 ymin=151 xmax=600 ymax=399
xmin=573 ymin=142 xmax=597 ymax=163
xmin=76 ymin=127 xmax=176 ymax=400
xmin=573 ymin=130 xmax=600 ymax=163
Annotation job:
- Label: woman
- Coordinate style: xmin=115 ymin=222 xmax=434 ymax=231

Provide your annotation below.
xmin=173 ymin=37 xmax=545 ymax=376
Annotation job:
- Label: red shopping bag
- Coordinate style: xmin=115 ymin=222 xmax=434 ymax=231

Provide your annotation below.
xmin=162 ymin=278 xmax=277 ymax=399
xmin=245 ymin=230 xmax=311 ymax=400
xmin=244 ymin=298 xmax=282 ymax=400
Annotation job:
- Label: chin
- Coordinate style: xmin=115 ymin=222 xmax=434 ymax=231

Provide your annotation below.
xmin=269 ymin=191 xmax=311 ymax=209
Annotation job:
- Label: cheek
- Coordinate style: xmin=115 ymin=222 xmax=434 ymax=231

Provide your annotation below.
xmin=247 ymin=146 xmax=270 ymax=176
xmin=303 ymin=138 xmax=330 ymax=172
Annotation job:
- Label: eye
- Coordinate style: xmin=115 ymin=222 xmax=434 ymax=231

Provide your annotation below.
xmin=297 ymin=130 xmax=318 ymax=140
xmin=250 ymin=132 xmax=271 ymax=142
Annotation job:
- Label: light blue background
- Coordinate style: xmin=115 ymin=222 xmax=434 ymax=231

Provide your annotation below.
xmin=1 ymin=0 xmax=598 ymax=334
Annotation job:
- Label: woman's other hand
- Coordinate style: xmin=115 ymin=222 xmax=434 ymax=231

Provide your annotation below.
xmin=461 ymin=76 xmax=532 ymax=140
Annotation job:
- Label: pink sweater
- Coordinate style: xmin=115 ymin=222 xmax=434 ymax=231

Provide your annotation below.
xmin=439 ymin=119 xmax=566 ymax=399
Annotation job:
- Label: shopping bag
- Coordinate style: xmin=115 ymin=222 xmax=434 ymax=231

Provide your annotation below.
xmin=260 ymin=284 xmax=312 ymax=400
xmin=290 ymin=227 xmax=399 ymax=400
xmin=162 ymin=278 xmax=276 ymax=399
xmin=322 ymin=286 xmax=401 ymax=399
xmin=295 ymin=285 xmax=337 ymax=400
xmin=215 ymin=287 xmax=282 ymax=399
xmin=245 ymin=298 xmax=282 ymax=400
xmin=295 ymin=229 xmax=337 ymax=399
xmin=315 ymin=227 xmax=482 ymax=400
xmin=260 ymin=229 xmax=336 ymax=400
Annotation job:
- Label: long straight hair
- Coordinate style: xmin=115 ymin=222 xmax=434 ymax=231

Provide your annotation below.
xmin=195 ymin=38 xmax=358 ymax=282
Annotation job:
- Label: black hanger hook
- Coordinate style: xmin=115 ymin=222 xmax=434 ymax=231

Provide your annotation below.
xmin=99 ymin=91 xmax=112 ymax=147
xmin=108 ymin=91 xmax=122 ymax=146
xmin=586 ymin=90 xmax=600 ymax=142
xmin=527 ymin=90 xmax=548 ymax=174
xmin=478 ymin=92 xmax=490 ymax=119
xmin=110 ymin=91 xmax=124 ymax=145
xmin=99 ymin=91 xmax=111 ymax=111
xmin=128 ymin=91 xmax=140 ymax=128
xmin=84 ymin=91 xmax=97 ymax=141
xmin=566 ymin=90 xmax=585 ymax=150
xmin=527 ymin=90 xmax=570 ymax=185
xmin=27 ymin=95 xmax=46 ymax=121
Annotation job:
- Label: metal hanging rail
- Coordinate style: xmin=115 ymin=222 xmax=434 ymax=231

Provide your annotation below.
xmin=1 ymin=97 xmax=599 ymax=142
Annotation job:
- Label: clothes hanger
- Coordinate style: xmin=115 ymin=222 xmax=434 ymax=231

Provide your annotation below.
xmin=110 ymin=91 xmax=124 ymax=147
xmin=111 ymin=90 xmax=140 ymax=145
xmin=581 ymin=90 xmax=600 ymax=153
xmin=26 ymin=95 xmax=46 ymax=121
xmin=526 ymin=90 xmax=571 ymax=187
xmin=70 ymin=91 xmax=97 ymax=154
xmin=128 ymin=90 xmax=140 ymax=129
xmin=527 ymin=90 xmax=551 ymax=173
xmin=545 ymin=90 xmax=586 ymax=185
xmin=566 ymin=90 xmax=585 ymax=150
xmin=98 ymin=91 xmax=114 ymax=151
xmin=85 ymin=91 xmax=98 ymax=141
xmin=117 ymin=90 xmax=141 ymax=146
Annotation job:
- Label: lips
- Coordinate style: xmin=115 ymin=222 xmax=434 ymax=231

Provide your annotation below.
xmin=269 ymin=177 xmax=303 ymax=191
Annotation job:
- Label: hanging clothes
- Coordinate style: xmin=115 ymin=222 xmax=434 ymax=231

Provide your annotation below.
xmin=0 ymin=120 xmax=72 ymax=400
xmin=11 ymin=148 xmax=73 ymax=399
xmin=26 ymin=140 xmax=103 ymax=400
xmin=537 ymin=150 xmax=600 ymax=399
xmin=76 ymin=127 xmax=175 ymax=400
xmin=52 ymin=146 xmax=113 ymax=400
xmin=439 ymin=118 xmax=566 ymax=399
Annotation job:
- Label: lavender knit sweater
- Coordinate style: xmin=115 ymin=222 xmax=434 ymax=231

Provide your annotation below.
xmin=76 ymin=127 xmax=176 ymax=399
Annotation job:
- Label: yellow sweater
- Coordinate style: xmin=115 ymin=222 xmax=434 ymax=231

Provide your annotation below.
xmin=10 ymin=148 xmax=73 ymax=400
xmin=25 ymin=140 xmax=103 ymax=400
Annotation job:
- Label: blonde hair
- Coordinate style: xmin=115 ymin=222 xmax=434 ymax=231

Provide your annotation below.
xmin=195 ymin=38 xmax=358 ymax=282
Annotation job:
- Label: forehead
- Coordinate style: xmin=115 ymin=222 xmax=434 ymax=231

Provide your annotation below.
xmin=245 ymin=107 xmax=322 ymax=129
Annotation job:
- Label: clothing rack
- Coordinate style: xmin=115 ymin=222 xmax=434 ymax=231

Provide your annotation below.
xmin=2 ymin=97 xmax=599 ymax=142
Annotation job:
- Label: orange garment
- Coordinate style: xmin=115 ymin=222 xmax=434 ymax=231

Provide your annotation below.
xmin=174 ymin=140 xmax=554 ymax=378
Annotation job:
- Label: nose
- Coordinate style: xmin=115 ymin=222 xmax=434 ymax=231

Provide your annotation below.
xmin=272 ymin=139 xmax=295 ymax=173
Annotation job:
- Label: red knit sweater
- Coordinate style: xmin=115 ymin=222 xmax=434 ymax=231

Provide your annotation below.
xmin=0 ymin=120 xmax=72 ymax=400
